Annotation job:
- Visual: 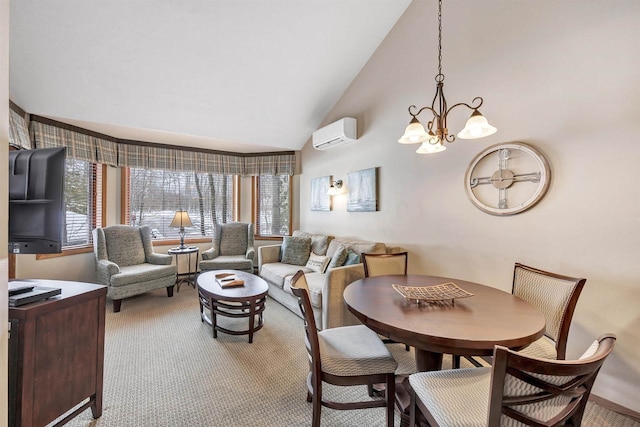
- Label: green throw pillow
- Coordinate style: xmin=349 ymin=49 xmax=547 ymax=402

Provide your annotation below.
xmin=328 ymin=244 xmax=348 ymax=269
xmin=281 ymin=236 xmax=312 ymax=266
xmin=343 ymin=249 xmax=361 ymax=266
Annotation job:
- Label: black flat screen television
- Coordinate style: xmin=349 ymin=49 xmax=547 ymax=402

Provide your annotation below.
xmin=8 ymin=147 xmax=66 ymax=254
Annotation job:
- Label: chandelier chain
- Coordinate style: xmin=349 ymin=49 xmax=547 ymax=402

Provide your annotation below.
xmin=437 ymin=0 xmax=443 ymax=78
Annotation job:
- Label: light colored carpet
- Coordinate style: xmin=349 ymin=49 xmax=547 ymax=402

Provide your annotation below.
xmin=63 ymin=286 xmax=638 ymax=427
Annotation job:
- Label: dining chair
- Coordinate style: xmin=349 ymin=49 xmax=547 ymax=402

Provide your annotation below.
xmin=362 ymin=252 xmax=409 ymax=277
xmin=512 ymin=262 xmax=587 ymax=360
xmin=409 ymin=334 xmax=616 ymax=427
xmin=363 ymin=252 xmax=411 ymax=354
xmin=454 ymin=262 xmax=586 ymax=368
xmin=289 ymin=270 xmax=398 ymax=427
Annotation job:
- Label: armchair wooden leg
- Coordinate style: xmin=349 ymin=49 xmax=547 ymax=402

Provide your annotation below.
xmin=112 ymin=299 xmax=122 ymax=313
xmin=166 ymin=285 xmax=175 ymax=297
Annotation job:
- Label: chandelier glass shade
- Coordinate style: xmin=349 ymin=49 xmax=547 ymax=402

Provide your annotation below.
xmin=398 ymin=0 xmax=496 ymax=154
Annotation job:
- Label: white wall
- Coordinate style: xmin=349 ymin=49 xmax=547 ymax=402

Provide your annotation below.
xmin=300 ymin=0 xmax=640 ymax=412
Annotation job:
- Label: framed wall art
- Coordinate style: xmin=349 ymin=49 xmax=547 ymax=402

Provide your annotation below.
xmin=347 ymin=167 xmax=378 ymax=212
xmin=310 ymin=176 xmax=331 ymax=211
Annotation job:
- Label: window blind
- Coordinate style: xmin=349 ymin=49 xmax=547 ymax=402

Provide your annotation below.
xmin=254 ymin=175 xmax=291 ymax=237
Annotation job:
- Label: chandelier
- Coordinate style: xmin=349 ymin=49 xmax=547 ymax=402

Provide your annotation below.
xmin=398 ymin=0 xmax=497 ymax=154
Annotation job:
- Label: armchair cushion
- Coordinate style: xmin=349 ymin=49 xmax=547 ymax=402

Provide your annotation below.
xmin=111 ymin=263 xmax=179 ymax=287
xmin=219 ymin=223 xmax=250 ymax=255
xmin=103 ymin=225 xmax=146 ymax=267
xmin=202 ymin=255 xmax=253 ymax=271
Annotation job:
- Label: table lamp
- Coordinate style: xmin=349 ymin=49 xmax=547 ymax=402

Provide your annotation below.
xmin=169 ymin=210 xmax=193 ymax=249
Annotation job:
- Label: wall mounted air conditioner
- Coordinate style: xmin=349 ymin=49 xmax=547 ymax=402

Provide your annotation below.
xmin=312 ymin=117 xmax=357 ymax=150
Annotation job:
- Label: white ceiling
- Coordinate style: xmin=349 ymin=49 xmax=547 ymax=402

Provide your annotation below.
xmin=9 ymin=0 xmax=411 ymax=153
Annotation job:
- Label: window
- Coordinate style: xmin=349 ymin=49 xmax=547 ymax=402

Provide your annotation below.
xmin=253 ymin=175 xmax=292 ymax=237
xmin=124 ymin=168 xmax=236 ymax=240
xmin=63 ymin=160 xmax=104 ymax=249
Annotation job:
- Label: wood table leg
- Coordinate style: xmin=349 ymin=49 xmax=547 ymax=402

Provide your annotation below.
xmin=248 ymin=300 xmax=256 ymax=343
xmin=397 ymin=349 xmax=443 ymax=427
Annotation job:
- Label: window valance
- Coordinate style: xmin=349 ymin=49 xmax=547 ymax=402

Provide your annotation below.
xmin=29 ymin=115 xmax=295 ymax=176
xmin=9 ymin=101 xmax=32 ymax=150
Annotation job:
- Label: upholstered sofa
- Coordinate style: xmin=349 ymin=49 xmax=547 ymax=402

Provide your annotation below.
xmin=258 ymin=231 xmax=397 ymax=330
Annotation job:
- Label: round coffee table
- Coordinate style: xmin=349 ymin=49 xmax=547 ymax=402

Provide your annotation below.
xmin=197 ymin=270 xmax=268 ymax=343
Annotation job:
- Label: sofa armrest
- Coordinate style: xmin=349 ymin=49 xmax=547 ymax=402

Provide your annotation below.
xmin=202 ymin=246 xmax=219 ymax=260
xmin=257 ymin=244 xmax=282 ymax=273
xmin=147 ymin=253 xmax=173 ymax=265
xmin=96 ymin=259 xmax=120 ymax=285
xmin=321 ymin=263 xmax=365 ymax=330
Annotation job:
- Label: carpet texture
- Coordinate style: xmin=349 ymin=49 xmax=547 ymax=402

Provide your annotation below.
xmin=63 ymin=286 xmax=638 ymax=427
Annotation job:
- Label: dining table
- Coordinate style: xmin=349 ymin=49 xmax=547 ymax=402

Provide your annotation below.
xmin=343 ymin=274 xmax=546 ymax=424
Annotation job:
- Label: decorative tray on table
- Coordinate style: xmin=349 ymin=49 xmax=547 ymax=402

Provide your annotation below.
xmin=392 ymin=282 xmax=473 ymax=304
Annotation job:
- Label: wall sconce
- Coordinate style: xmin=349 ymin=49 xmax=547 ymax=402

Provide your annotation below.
xmin=327 ymin=180 xmax=343 ymax=196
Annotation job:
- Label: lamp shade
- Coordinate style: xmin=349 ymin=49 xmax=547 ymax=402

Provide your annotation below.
xmin=398 ymin=117 xmax=428 ymax=144
xmin=169 ymin=210 xmax=193 ymax=228
xmin=457 ymin=110 xmax=497 ymax=139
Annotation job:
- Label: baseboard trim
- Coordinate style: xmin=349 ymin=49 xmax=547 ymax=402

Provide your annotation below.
xmin=590 ymin=394 xmax=640 ymax=423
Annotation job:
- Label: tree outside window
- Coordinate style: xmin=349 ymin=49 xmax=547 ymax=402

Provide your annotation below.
xmin=126 ymin=168 xmax=235 ymax=240
xmin=63 ymin=159 xmax=102 ymax=248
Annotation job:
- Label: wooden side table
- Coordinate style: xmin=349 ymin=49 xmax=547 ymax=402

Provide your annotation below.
xmin=168 ymin=246 xmax=199 ymax=291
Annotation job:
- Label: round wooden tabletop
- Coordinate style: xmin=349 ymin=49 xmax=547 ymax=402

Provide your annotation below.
xmin=344 ymin=275 xmax=546 ymax=357
xmin=197 ymin=270 xmax=268 ymax=302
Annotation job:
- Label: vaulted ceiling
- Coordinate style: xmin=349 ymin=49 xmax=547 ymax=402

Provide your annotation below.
xmin=9 ymin=0 xmax=411 ymax=153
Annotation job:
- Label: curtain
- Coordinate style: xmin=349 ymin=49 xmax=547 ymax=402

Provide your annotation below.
xmin=29 ymin=115 xmax=296 ymax=176
xmin=243 ymin=153 xmax=296 ymax=176
xmin=8 ymin=102 xmax=31 ymax=149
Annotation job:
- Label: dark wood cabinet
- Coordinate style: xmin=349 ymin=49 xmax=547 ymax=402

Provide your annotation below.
xmin=9 ymin=280 xmax=107 ymax=427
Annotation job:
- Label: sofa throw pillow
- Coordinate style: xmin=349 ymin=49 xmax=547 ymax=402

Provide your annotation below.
xmin=305 ymin=253 xmax=331 ymax=273
xmin=328 ymin=244 xmax=348 ymax=269
xmin=281 ymin=236 xmax=312 ymax=266
xmin=293 ymin=231 xmax=333 ymax=256
xmin=343 ymin=249 xmax=361 ymax=266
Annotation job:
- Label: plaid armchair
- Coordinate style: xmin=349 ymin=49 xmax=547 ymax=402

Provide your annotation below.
xmin=93 ymin=225 xmax=178 ymax=312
